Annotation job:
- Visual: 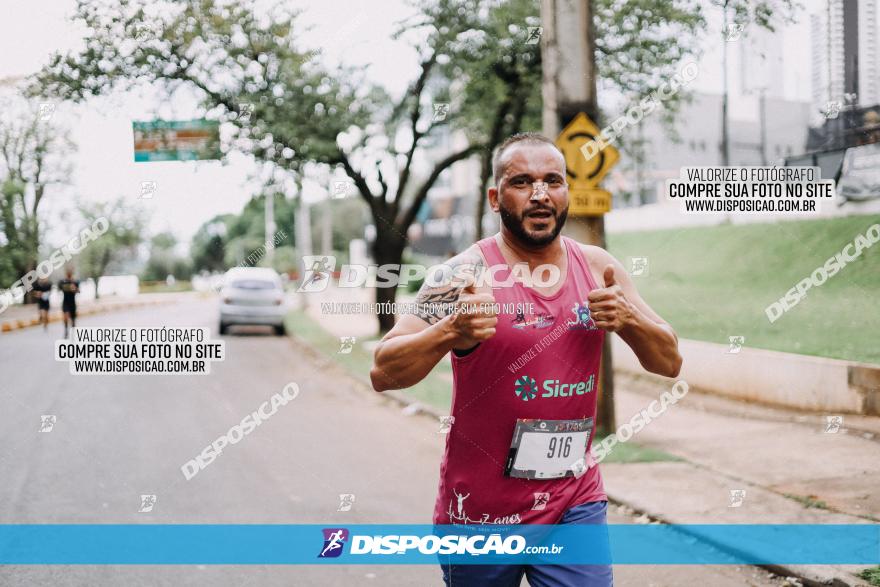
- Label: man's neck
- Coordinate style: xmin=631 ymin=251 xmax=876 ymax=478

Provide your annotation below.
xmin=495 ymin=229 xmax=565 ymax=269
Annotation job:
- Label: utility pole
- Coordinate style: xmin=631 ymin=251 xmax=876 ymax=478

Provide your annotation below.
xmin=720 ymin=1 xmax=731 ymax=167
xmin=759 ymin=88 xmax=768 ymax=165
xmin=541 ymin=0 xmax=615 ymax=435
xmin=294 ymin=177 xmax=312 ymax=309
xmin=265 ymin=191 xmax=276 ymax=264
xmin=321 ymin=200 xmax=332 ymax=255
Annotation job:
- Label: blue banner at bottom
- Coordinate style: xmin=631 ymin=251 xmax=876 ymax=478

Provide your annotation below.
xmin=0 ymin=524 xmax=877 ymax=565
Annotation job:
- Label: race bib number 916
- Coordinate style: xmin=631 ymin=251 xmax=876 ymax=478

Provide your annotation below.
xmin=504 ymin=418 xmax=593 ymax=479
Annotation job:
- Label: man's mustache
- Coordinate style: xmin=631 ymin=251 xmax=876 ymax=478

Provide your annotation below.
xmin=523 ymin=205 xmax=556 ymax=216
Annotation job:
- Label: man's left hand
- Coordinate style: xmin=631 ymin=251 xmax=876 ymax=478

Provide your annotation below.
xmin=587 ymin=265 xmax=636 ymax=332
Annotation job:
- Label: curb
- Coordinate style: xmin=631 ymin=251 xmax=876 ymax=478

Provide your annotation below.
xmin=605 ymin=493 xmax=870 ymax=587
xmin=0 ymin=298 xmax=176 ymax=334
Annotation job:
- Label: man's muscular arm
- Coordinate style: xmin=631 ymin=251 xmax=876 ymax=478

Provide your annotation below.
xmin=583 ymin=245 xmax=682 ymax=378
xmin=370 ymin=252 xmax=497 ymax=392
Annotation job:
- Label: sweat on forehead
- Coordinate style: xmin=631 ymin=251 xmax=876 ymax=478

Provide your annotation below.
xmin=492 ymin=134 xmax=566 ymax=183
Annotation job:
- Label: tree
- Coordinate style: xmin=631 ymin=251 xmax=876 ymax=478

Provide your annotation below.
xmin=33 ymin=0 xmax=545 ymax=333
xmin=190 ymin=192 xmax=299 ymax=274
xmin=593 ymin=0 xmax=705 ymax=204
xmin=76 ymin=199 xmax=145 ymax=295
xmin=190 ymin=216 xmax=232 ymax=274
xmin=435 ymin=0 xmax=543 ymax=239
xmin=0 ymin=96 xmax=74 ymax=285
xmin=143 ymin=231 xmax=193 ymax=282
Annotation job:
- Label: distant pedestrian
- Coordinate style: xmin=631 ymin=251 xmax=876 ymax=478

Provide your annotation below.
xmin=58 ymin=268 xmax=79 ymax=338
xmin=33 ymin=277 xmax=52 ymax=331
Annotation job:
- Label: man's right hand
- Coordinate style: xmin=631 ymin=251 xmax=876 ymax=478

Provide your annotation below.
xmin=444 ymin=278 xmax=498 ymax=351
xmin=371 ymin=246 xmax=493 ymax=391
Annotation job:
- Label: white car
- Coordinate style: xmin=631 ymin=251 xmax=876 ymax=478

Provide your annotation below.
xmin=218 ymin=268 xmax=287 ymax=335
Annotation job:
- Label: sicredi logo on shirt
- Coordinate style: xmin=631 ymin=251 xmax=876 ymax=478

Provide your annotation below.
xmin=514 ymin=375 xmax=595 ymax=401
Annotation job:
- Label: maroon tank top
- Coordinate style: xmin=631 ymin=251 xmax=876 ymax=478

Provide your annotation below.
xmin=434 ymin=235 xmax=607 ymax=525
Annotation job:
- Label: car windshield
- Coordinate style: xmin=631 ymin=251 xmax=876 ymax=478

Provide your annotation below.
xmin=229 ymin=279 xmax=277 ymax=290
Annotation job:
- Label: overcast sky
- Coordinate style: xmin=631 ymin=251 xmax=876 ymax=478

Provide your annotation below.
xmin=0 ymin=0 xmax=842 ymax=248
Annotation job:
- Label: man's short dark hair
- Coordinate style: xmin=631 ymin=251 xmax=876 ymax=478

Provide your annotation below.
xmin=492 ymin=132 xmax=565 ymax=185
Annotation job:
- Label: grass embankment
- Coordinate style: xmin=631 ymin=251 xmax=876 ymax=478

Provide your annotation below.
xmin=859 ymin=566 xmax=880 ymax=586
xmin=283 ymin=309 xmax=453 ymax=410
xmin=607 ymin=215 xmax=880 ymax=364
xmin=139 ymin=280 xmax=193 ymax=293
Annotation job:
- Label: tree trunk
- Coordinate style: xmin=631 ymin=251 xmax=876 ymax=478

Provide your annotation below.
xmin=475 ymin=150 xmax=492 ymax=240
xmin=372 ymin=235 xmax=405 ymax=335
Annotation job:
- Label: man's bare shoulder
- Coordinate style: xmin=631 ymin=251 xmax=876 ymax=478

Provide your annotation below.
xmin=446 ymin=243 xmax=486 ymax=268
xmin=574 ymin=242 xmax=618 ymax=266
xmin=412 ymin=243 xmax=486 ymax=325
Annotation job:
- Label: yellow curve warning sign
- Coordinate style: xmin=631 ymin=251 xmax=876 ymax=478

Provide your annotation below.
xmin=555 ymin=112 xmax=619 ymax=216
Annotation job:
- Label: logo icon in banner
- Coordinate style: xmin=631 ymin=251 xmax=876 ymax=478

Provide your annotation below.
xmin=318 ymin=528 xmax=349 ymax=558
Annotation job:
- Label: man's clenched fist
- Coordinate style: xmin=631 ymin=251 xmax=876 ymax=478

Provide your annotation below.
xmin=587 ymin=265 xmax=636 ymax=332
xmin=446 ymin=277 xmax=498 ymax=350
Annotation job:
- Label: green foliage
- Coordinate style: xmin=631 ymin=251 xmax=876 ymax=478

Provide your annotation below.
xmin=594 ymin=0 xmax=799 ymax=117
xmin=438 ymin=0 xmax=543 ymax=142
xmin=858 ymin=566 xmax=880 ymax=587
xmin=225 ymin=193 xmax=294 ymax=266
xmin=719 ymin=0 xmax=801 ymax=32
xmin=75 ymin=198 xmax=146 ymax=281
xmin=34 ymin=0 xmax=796 ymax=331
xmin=190 ymin=191 xmax=370 ymax=276
xmin=595 ymin=0 xmax=705 ymax=109
xmin=0 ymin=97 xmax=75 ymax=283
xmin=142 ymin=231 xmax=193 ymax=281
xmin=782 ymin=493 xmax=829 ymax=510
xmin=32 ymin=0 xmax=377 ymax=170
xmin=190 ymin=215 xmax=233 ymax=273
xmin=189 ymin=192 xmax=298 ymax=273
xmin=0 ymin=179 xmax=31 ymax=286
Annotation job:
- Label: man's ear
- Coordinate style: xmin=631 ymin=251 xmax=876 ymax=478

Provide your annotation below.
xmin=488 ymin=185 xmax=500 ymax=213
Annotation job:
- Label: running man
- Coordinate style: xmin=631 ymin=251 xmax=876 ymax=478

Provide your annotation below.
xmin=58 ymin=268 xmax=79 ymax=338
xmin=33 ymin=277 xmax=52 ymax=331
xmin=371 ymin=133 xmax=682 ymax=586
xmin=302 ymin=256 xmax=332 ymax=289
xmin=320 ymin=530 xmax=346 ymax=558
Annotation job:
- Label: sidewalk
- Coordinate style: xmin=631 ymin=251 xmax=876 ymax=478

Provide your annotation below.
xmin=0 ymin=292 xmax=196 ymax=333
xmin=603 ymin=373 xmax=878 ymax=586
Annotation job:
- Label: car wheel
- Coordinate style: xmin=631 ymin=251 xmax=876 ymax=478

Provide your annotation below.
xmin=219 ymin=322 xmax=228 ymax=335
xmin=274 ymin=324 xmax=286 ymax=336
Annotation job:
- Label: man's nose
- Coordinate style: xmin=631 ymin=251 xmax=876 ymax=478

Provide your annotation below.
xmin=530 ymin=181 xmax=549 ymax=200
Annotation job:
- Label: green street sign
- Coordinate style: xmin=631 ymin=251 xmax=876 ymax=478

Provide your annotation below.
xmin=133 ymin=119 xmax=221 ymax=162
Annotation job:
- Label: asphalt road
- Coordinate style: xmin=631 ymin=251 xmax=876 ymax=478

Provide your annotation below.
xmin=0 ymin=297 xmax=787 ymax=586
xmin=0 ymin=297 xmax=444 ymax=585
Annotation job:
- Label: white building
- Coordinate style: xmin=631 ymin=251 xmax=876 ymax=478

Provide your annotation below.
xmin=811 ymin=0 xmax=880 ymax=121
xmin=739 ymin=26 xmax=786 ymax=99
xmin=610 ymin=92 xmax=811 ymax=207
